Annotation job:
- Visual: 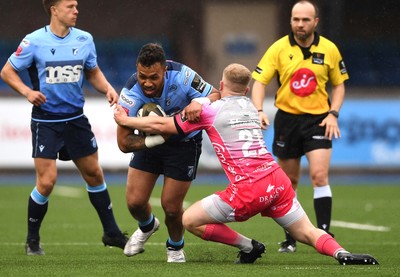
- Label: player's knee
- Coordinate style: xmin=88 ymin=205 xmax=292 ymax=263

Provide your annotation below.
xmin=310 ymin=170 xmax=328 ymax=186
xmin=163 ymin=207 xmax=183 ymax=220
xmin=182 ymin=211 xmax=194 ymax=231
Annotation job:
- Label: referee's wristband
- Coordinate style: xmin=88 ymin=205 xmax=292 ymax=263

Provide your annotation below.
xmin=328 ymin=110 xmax=339 ymax=118
xmin=257 ymin=109 xmax=263 ymax=112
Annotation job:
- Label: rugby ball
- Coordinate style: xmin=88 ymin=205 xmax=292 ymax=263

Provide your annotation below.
xmin=135 ymin=103 xmax=166 ymax=136
xmin=137 ymin=103 xmax=166 ymax=117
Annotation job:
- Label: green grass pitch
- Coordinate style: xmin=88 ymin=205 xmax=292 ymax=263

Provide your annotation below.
xmin=0 ymin=181 xmax=399 ymax=276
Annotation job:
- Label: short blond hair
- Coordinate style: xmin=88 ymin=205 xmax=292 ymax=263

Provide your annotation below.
xmin=222 ymin=63 xmax=251 ymax=94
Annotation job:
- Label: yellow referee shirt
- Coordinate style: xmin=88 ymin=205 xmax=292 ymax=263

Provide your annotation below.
xmin=252 ymin=32 xmax=349 ymax=115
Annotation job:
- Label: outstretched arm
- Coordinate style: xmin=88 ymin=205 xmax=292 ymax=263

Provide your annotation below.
xmin=114 ymin=105 xmax=179 ymax=135
xmin=183 ymin=87 xmax=220 ymax=122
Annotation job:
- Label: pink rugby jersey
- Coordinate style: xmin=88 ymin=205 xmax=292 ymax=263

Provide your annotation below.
xmin=174 ymin=96 xmax=279 ymax=184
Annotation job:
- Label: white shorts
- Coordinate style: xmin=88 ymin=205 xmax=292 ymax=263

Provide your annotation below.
xmin=201 ymin=194 xmax=305 ymax=228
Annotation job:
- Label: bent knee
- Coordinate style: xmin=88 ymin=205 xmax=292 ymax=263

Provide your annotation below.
xmin=182 ymin=212 xmax=195 ymax=230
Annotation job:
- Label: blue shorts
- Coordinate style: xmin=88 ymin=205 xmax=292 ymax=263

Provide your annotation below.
xmin=129 ymin=133 xmax=202 ymax=181
xmin=31 ymin=115 xmax=98 ymax=161
xmin=273 ymin=109 xmax=332 ymax=159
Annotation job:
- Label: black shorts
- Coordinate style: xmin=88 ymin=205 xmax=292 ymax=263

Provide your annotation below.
xmin=129 ymin=133 xmax=202 ymax=181
xmin=272 ymin=109 xmax=332 ymax=159
xmin=31 ymin=115 xmax=98 ymax=161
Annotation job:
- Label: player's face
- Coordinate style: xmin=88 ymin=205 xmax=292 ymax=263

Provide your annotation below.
xmin=137 ymin=62 xmax=167 ymax=98
xmin=52 ymin=0 xmax=79 ymax=27
xmin=290 ymin=2 xmax=319 ymax=44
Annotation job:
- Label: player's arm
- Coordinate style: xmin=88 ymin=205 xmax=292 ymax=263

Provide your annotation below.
xmin=116 ymin=125 xmax=146 ymax=152
xmin=114 ymin=105 xmax=178 ymax=135
xmin=85 ymin=66 xmax=118 ymax=106
xmin=251 ymin=80 xmax=269 ymax=129
xmin=184 ymin=87 xmax=220 ymax=122
xmin=0 ymin=61 xmax=46 ymax=106
xmin=319 ymin=82 xmax=345 ymax=140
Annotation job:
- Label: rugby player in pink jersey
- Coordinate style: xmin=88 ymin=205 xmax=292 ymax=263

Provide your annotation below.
xmin=113 ymin=63 xmax=378 ymax=265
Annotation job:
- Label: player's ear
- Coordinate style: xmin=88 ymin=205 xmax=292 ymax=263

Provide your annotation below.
xmin=244 ymin=87 xmax=249 ymax=95
xmin=314 ymin=17 xmax=320 ymax=27
xmin=219 ymin=81 xmax=224 ymax=91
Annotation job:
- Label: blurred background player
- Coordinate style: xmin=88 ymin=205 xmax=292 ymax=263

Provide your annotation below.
xmin=116 ymin=42 xmax=220 ymax=262
xmin=114 ymin=63 xmax=377 ymax=266
xmin=0 ymin=0 xmax=128 ymax=255
xmin=251 ymin=0 xmax=348 ymax=252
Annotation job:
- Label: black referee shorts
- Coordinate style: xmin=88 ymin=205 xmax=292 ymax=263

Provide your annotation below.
xmin=272 ymin=109 xmax=332 ymax=159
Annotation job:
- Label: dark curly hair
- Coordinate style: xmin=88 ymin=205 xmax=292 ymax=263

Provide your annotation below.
xmin=136 ymin=43 xmax=167 ymax=68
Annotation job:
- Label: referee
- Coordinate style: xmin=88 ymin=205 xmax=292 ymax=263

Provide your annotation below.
xmin=251 ymin=0 xmax=349 ymax=253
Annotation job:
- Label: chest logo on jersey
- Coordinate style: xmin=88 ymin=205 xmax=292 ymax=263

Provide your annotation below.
xmin=45 ymin=60 xmax=83 ymax=84
xmin=312 ymin=52 xmax=325 ymax=65
xmin=290 ymin=68 xmax=317 ymax=97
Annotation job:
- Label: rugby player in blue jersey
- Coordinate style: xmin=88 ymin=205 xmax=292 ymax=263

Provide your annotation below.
xmin=1 ymin=0 xmax=128 ymax=255
xmin=117 ymin=43 xmax=220 ymax=262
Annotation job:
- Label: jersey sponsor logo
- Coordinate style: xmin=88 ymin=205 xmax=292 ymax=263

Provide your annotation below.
xmin=184 ymin=68 xmax=192 ymax=85
xmin=45 ymin=60 xmax=83 ymax=84
xmin=120 ymin=93 xmax=135 ymax=107
xmin=76 ymin=35 xmax=88 ymax=42
xmin=339 ymin=60 xmax=348 ymax=74
xmin=290 ymin=68 xmax=317 ymax=97
xmin=191 ymin=74 xmax=206 ymax=93
xmin=312 ymin=52 xmax=325 ymax=65
xmin=15 ymin=46 xmax=23 ymax=57
xmin=15 ymin=39 xmax=30 ymax=57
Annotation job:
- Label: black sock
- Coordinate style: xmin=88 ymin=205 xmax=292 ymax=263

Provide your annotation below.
xmin=27 ymin=196 xmax=48 ymax=241
xmin=88 ymin=189 xmax=120 ymax=236
xmin=140 ymin=217 xmax=155 ymax=233
xmin=314 ymin=196 xmax=332 ymax=231
xmin=284 ymin=230 xmax=296 ymax=244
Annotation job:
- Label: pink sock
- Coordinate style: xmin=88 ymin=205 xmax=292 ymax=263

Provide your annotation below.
xmin=315 ymin=233 xmax=344 ymax=257
xmin=202 ymin=224 xmax=239 ymax=246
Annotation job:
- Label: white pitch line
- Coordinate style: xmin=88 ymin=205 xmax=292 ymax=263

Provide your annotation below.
xmin=331 ymin=220 xmax=390 ymax=232
xmin=53 ymin=186 xmax=84 ymax=198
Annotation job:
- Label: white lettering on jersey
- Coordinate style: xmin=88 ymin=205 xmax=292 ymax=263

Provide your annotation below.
xmin=45 ymin=64 xmax=83 ymax=83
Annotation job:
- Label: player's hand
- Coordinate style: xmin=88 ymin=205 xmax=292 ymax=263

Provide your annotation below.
xmin=258 ymin=111 xmax=270 ymax=130
xmin=26 ymin=90 xmax=46 ymax=107
xmin=320 ymin=114 xmax=341 ymax=140
xmin=182 ymin=100 xmax=202 ymax=123
xmin=113 ymin=105 xmax=128 ymax=126
xmin=106 ymin=86 xmax=119 ymax=106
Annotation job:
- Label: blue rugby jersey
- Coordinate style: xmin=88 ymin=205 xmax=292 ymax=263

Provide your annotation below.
xmin=8 ymin=25 xmax=97 ymax=120
xmin=119 ymin=60 xmax=214 ymax=140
